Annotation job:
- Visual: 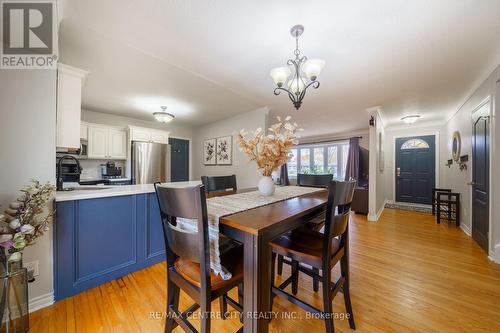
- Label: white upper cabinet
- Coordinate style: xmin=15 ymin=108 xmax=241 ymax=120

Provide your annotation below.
xmin=80 ymin=123 xmax=88 ymax=141
xmin=88 ymin=125 xmax=127 ymax=160
xmin=56 ymin=64 xmax=88 ymax=149
xmin=108 ymin=129 xmax=127 ymax=159
xmin=129 ymin=126 xmax=169 ymax=144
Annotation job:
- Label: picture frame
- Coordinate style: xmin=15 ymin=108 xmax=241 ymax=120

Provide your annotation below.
xmin=203 ymin=138 xmax=216 ymax=165
xmin=216 ymin=135 xmax=232 ymax=165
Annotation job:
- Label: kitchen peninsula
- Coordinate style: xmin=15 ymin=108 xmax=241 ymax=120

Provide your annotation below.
xmin=54 ymin=181 xmax=200 ymax=300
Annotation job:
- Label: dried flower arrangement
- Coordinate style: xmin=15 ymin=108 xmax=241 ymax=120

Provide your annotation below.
xmin=0 ymin=180 xmax=55 ymax=264
xmin=236 ymin=116 xmax=301 ymax=176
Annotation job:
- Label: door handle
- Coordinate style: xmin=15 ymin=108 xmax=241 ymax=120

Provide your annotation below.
xmin=396 ymin=167 xmax=401 ymax=177
xmin=467 ymin=181 xmax=475 ymax=186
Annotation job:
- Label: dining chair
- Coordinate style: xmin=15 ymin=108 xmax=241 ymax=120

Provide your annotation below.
xmin=276 ymin=173 xmax=333 ymax=292
xmin=201 ymin=175 xmax=237 ymax=198
xmin=270 ymin=180 xmax=356 ymax=333
xmin=154 ymin=183 xmax=244 ymax=333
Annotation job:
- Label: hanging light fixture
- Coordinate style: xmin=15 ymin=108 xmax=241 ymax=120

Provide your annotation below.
xmin=153 ymin=106 xmax=175 ymax=123
xmin=270 ymin=25 xmax=325 ymax=110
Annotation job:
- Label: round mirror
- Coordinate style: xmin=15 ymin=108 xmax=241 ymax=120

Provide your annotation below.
xmin=452 ymin=131 xmax=461 ymax=161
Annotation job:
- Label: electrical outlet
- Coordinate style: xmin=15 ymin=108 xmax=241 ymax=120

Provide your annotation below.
xmin=24 ymin=260 xmax=39 ymax=277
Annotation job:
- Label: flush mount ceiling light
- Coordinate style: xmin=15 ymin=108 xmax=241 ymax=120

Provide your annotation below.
xmin=153 ymin=106 xmax=175 ymax=123
xmin=270 ymin=24 xmax=325 ymax=110
xmin=401 ymin=115 xmax=420 ymax=125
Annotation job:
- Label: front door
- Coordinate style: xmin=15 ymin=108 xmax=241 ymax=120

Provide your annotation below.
xmin=169 ymin=138 xmax=190 ymax=182
xmin=471 ymin=101 xmax=490 ymax=252
xmin=395 ymin=135 xmax=435 ymax=204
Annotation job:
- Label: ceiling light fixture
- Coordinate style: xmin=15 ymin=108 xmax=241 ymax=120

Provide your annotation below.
xmin=153 ymin=106 xmax=175 ymax=123
xmin=270 ymin=25 xmax=325 ymax=110
xmin=401 ymin=115 xmax=420 ymax=125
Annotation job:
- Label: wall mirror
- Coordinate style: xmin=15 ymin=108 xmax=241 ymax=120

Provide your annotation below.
xmin=452 ymin=131 xmax=461 ymax=161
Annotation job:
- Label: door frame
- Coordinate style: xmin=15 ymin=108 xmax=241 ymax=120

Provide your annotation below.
xmin=169 ymin=136 xmax=192 ymax=181
xmin=470 ymin=96 xmax=493 ymax=255
xmin=392 ymin=131 xmax=440 ymax=205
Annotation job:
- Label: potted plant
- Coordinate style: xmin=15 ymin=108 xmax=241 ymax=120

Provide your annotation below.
xmin=236 ymin=116 xmax=301 ymax=196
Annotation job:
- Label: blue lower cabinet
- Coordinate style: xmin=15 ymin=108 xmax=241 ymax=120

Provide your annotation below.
xmin=54 ymin=193 xmax=165 ymax=301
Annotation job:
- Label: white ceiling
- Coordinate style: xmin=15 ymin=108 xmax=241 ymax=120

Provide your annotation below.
xmin=59 ymin=0 xmax=500 ymax=135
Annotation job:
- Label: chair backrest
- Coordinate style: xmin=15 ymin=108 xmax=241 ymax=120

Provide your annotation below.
xmin=322 ymin=180 xmax=356 ymax=260
xmin=154 ymin=183 xmax=210 ymax=274
xmin=201 ymin=175 xmax=237 ymax=194
xmin=297 ymin=173 xmax=333 ymax=188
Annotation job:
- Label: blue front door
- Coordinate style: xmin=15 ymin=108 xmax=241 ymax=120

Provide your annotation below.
xmin=395 ymin=135 xmax=435 ymax=204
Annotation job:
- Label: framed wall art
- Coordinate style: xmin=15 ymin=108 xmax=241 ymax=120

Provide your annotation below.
xmin=203 ymin=138 xmax=216 ymax=165
xmin=216 ymin=135 xmax=232 ymax=165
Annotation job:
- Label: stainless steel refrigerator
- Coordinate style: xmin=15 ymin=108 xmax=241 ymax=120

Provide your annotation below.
xmin=131 ymin=141 xmax=171 ymax=184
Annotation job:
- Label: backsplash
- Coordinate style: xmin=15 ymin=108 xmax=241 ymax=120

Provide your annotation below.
xmin=79 ymin=160 xmax=125 ymax=180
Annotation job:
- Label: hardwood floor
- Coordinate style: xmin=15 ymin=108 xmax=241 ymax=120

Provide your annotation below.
xmin=30 ymin=209 xmax=500 ymax=333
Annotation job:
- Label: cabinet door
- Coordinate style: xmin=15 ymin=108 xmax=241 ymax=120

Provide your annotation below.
xmin=108 ymin=129 xmax=127 ymax=160
xmin=56 ymin=72 xmax=82 ymax=149
xmin=80 ymin=124 xmax=88 ymax=141
xmin=151 ymin=132 xmax=168 ymax=144
xmin=88 ymin=127 xmax=109 ymax=159
xmin=131 ymin=129 xmax=151 ymax=142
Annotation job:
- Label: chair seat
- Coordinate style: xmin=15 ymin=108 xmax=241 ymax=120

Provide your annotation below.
xmin=271 ymin=228 xmax=340 ymax=267
xmin=174 ymin=245 xmax=243 ymax=290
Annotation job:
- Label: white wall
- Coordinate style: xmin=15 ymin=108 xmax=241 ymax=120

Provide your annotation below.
xmin=192 ymin=107 xmax=269 ymax=189
xmin=384 ymin=124 xmax=446 ymax=203
xmin=368 ymin=110 xmax=386 ymax=221
xmin=441 ymin=65 xmax=500 ymax=261
xmin=0 ymin=69 xmax=57 ymax=308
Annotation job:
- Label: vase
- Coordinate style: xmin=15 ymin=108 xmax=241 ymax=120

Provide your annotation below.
xmin=258 ymin=176 xmax=275 ymax=196
xmin=1 ymin=251 xmax=29 ymax=333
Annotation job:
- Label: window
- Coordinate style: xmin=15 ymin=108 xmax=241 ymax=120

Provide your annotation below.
xmin=288 ymin=142 xmax=350 ymax=180
xmin=401 ymin=138 xmax=429 ymax=149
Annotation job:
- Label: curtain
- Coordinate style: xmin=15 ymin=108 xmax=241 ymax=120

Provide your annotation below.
xmin=280 ymin=163 xmax=290 ymax=186
xmin=345 ymin=137 xmax=360 ymax=183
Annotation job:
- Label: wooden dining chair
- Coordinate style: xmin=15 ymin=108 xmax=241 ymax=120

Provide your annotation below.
xmin=270 ymin=180 xmax=356 ymax=333
xmin=201 ymin=175 xmax=237 ymax=198
xmin=154 ymin=183 xmax=244 ymax=333
xmin=276 ymin=173 xmax=333 ymax=291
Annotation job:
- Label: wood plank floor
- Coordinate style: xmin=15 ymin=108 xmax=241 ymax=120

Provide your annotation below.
xmin=30 ymin=209 xmax=500 ymax=333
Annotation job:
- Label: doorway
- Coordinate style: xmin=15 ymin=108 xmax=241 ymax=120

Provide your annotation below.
xmin=169 ymin=137 xmax=190 ymax=182
xmin=395 ymin=135 xmax=436 ymax=204
xmin=471 ymin=99 xmax=490 ymax=252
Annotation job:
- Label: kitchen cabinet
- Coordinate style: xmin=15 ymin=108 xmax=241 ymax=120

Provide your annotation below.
xmin=56 ymin=64 xmax=88 ymax=149
xmin=129 ymin=126 xmax=169 ymax=144
xmin=80 ymin=123 xmax=88 ymax=141
xmin=88 ymin=125 xmax=127 ymax=160
xmin=54 ymin=193 xmax=165 ymax=300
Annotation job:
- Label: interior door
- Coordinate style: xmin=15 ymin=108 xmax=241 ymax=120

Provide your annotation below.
xmin=395 ymin=135 xmax=435 ymax=204
xmin=169 ymin=138 xmax=190 ymax=182
xmin=471 ymin=101 xmax=490 ymax=252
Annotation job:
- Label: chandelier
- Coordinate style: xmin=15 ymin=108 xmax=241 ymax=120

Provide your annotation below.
xmin=270 ymin=25 xmax=325 ymax=110
xmin=153 ymin=106 xmax=175 ymax=123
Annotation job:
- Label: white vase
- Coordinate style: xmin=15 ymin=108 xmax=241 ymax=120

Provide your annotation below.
xmin=258 ymin=176 xmax=275 ymax=196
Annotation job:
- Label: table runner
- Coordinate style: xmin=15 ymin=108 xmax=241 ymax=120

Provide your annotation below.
xmin=176 ymin=186 xmax=324 ymax=280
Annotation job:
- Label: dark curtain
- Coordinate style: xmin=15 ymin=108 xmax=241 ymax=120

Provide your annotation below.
xmin=345 ymin=137 xmax=360 ymax=183
xmin=280 ymin=163 xmax=290 ymax=186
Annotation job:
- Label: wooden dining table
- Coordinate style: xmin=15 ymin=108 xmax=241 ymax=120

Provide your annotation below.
xmin=218 ymin=188 xmax=329 ymax=333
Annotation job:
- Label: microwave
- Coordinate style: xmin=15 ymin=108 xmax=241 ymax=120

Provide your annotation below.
xmin=56 ymin=140 xmax=87 ymax=159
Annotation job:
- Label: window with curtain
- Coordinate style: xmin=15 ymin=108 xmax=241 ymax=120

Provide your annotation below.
xmin=288 ymin=142 xmax=350 ymax=179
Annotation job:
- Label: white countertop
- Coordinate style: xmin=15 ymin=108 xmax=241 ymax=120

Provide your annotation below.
xmin=55 ymin=181 xmax=202 ymax=202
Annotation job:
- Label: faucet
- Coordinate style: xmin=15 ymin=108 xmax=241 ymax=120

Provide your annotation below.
xmin=57 ymin=155 xmax=82 ymax=191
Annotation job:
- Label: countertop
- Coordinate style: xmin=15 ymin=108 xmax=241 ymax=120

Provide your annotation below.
xmin=55 ymin=181 xmax=202 ymax=202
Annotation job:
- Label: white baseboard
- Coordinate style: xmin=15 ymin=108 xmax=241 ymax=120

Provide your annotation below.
xmin=490 ymin=244 xmax=500 ymax=264
xmin=29 ymin=292 xmax=54 ymax=313
xmin=368 ymin=200 xmax=387 ymax=222
xmin=460 ymin=223 xmax=471 ymax=236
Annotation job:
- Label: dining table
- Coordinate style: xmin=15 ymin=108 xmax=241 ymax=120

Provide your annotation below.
xmin=218 ymin=187 xmax=329 ymax=333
